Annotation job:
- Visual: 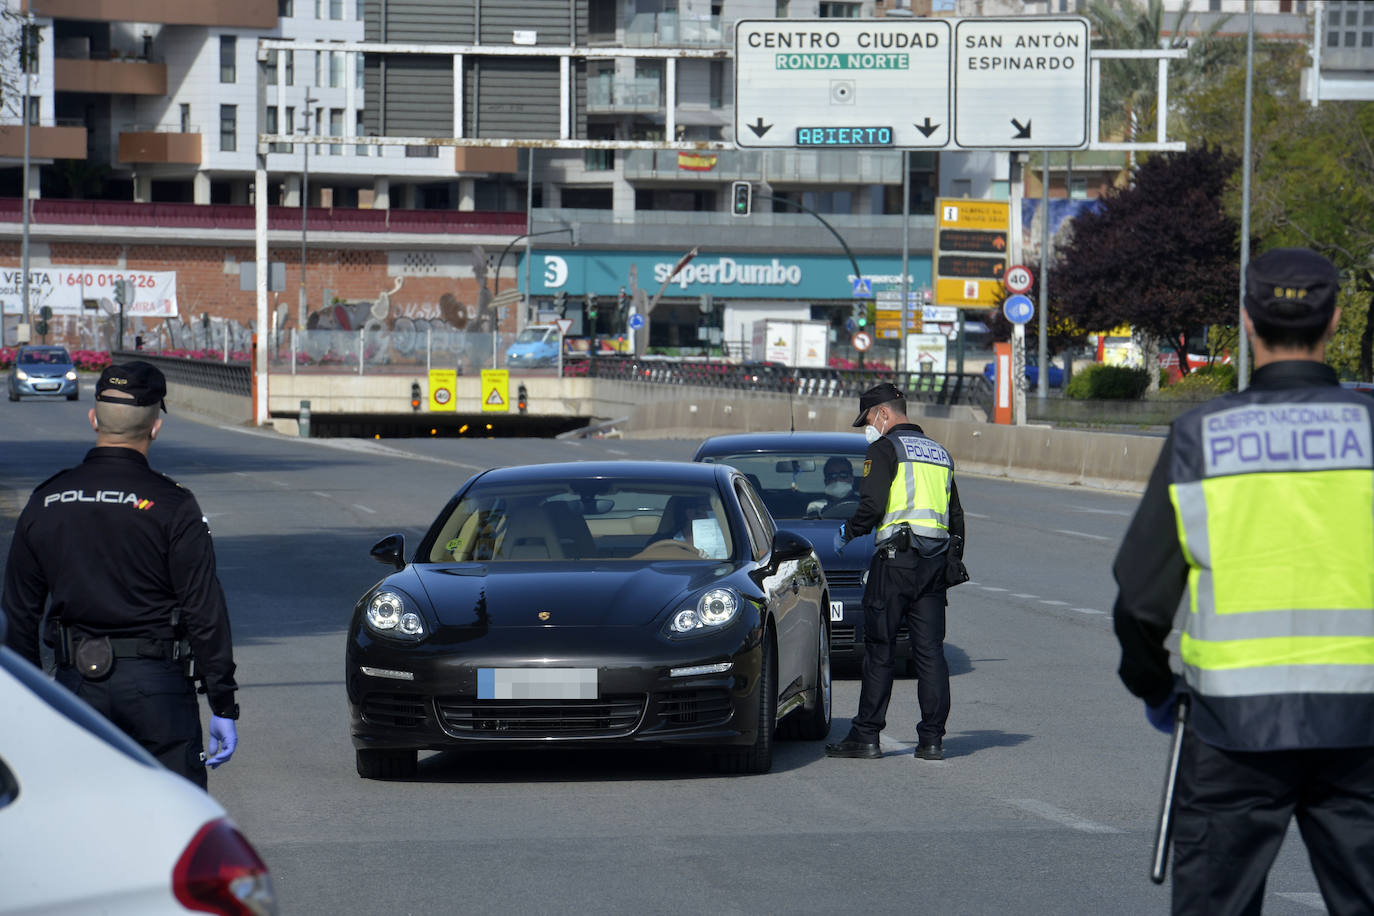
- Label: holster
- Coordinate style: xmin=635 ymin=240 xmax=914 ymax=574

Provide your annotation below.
xmin=73 ymin=636 xmax=115 ymax=681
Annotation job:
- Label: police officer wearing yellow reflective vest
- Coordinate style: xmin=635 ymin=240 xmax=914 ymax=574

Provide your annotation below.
xmin=1113 ymin=248 xmax=1374 ymax=915
xmin=2 ymin=361 xmax=240 ymax=789
xmin=826 ymin=382 xmax=966 ymax=761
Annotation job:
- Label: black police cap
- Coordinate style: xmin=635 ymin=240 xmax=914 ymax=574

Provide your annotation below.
xmin=852 ymin=382 xmax=904 ymax=428
xmin=1245 ymin=247 xmax=1339 ymax=331
xmin=96 ymin=361 xmax=167 ymax=412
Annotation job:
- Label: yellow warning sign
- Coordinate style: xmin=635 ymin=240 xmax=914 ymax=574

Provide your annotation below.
xmin=428 ymin=369 xmax=457 ymax=412
xmin=481 ymin=369 xmax=509 ymax=413
xmin=935 ymin=277 xmax=1000 ymax=309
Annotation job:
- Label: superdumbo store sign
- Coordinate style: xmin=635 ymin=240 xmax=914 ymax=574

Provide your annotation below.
xmin=527 ymin=250 xmax=931 ymax=300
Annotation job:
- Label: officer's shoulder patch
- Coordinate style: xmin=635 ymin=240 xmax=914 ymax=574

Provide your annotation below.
xmin=862 ymin=459 xmax=871 ymax=477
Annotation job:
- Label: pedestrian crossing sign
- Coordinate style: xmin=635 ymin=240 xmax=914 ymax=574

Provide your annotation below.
xmin=481 ymin=369 xmax=509 ymax=413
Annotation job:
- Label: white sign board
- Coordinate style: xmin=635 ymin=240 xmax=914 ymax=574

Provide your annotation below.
xmin=905 ymin=332 xmax=949 ymax=373
xmin=0 ymin=268 xmax=179 ymax=317
xmin=953 ymin=17 xmax=1090 ymax=149
xmin=734 ymin=20 xmax=952 ymax=149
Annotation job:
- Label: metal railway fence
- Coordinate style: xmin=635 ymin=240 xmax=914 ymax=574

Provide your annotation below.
xmin=114 ymin=348 xmax=992 ymax=417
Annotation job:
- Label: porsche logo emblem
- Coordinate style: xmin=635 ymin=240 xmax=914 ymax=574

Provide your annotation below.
xmin=538 ymin=611 xmax=551 ymax=621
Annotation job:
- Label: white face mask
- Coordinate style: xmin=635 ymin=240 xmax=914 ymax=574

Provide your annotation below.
xmin=824 ymin=480 xmax=852 ymax=499
xmin=864 ymin=421 xmax=884 ymax=444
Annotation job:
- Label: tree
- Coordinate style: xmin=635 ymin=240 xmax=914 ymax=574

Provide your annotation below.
xmin=1050 ymin=145 xmax=1241 ymax=374
xmin=1178 ymin=45 xmax=1374 ymax=379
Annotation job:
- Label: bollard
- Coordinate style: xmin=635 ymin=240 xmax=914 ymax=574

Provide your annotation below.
xmin=299 ymin=399 xmax=311 ymax=438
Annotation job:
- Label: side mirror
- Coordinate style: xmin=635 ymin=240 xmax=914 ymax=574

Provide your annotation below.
xmin=769 ymin=529 xmax=813 ymax=565
xmin=370 ymin=533 xmax=405 ymax=570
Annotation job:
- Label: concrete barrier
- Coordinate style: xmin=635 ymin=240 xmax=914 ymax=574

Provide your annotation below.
xmin=166 ymin=382 xmax=252 ymax=426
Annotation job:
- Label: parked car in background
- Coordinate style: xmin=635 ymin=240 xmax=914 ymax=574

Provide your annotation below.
xmin=8 ymin=345 xmax=79 ymax=401
xmin=347 ymin=460 xmax=831 ymax=778
xmin=505 ymin=325 xmax=561 ymax=367
xmin=693 ymin=432 xmax=913 ymax=669
xmin=982 ymin=358 xmax=1065 ymax=389
xmin=0 ymin=614 xmax=277 ymax=915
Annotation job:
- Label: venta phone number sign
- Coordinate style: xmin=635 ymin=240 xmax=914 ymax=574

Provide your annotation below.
xmin=0 ymin=268 xmax=178 ymax=317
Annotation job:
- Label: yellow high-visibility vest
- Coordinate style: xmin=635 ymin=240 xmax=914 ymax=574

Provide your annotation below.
xmin=1169 ymin=389 xmax=1374 ymax=749
xmin=877 ymin=431 xmax=953 ymax=547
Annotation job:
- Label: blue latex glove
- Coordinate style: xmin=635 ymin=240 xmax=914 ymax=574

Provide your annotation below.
xmin=832 ymin=523 xmax=849 ymax=555
xmin=1145 ymin=694 xmax=1178 ymax=735
xmin=206 ymin=715 xmax=238 ymax=768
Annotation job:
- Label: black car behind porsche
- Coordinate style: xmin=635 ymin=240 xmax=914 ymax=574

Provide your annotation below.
xmin=347 ymin=461 xmax=831 ymax=778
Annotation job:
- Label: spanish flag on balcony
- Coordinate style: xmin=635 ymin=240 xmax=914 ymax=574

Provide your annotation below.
xmin=677 ymin=152 xmax=718 ymax=172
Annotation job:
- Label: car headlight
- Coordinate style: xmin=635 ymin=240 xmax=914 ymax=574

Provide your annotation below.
xmin=667 ymin=587 xmax=740 ymax=636
xmin=364 ymin=590 xmax=425 ymax=639
xmin=65 ymin=370 xmax=77 ymax=381
xmin=15 ymin=369 xmax=27 ymax=380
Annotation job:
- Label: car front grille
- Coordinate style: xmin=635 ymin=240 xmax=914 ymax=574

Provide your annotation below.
xmin=361 ymin=692 xmax=427 ymax=728
xmin=656 ymin=688 xmax=733 ymax=727
xmin=434 ymin=695 xmax=646 ymax=738
xmin=825 ymin=570 xmax=865 ymax=590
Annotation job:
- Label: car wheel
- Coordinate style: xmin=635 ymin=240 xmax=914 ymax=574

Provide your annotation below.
xmin=714 ymin=629 xmax=776 ymax=775
xmin=780 ymin=614 xmax=832 ymax=741
xmin=355 ymin=747 xmax=417 ymax=780
xmin=66 ymin=392 xmax=79 ymax=401
xmin=7 ymin=388 xmax=17 ymax=402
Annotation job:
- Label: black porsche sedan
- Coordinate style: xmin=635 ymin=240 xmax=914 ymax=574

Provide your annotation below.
xmin=693 ymin=432 xmax=912 ymax=667
xmin=347 ymin=461 xmax=832 ymax=779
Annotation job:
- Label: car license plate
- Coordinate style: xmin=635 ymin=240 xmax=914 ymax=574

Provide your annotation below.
xmin=477 ymin=667 xmax=597 ymax=700
xmin=35 ymin=382 xmax=59 ymax=391
xmin=830 ymin=600 xmax=844 ymax=622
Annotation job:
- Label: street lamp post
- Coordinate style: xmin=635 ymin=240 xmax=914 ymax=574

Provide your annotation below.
xmin=298 ymin=95 xmax=316 ymax=330
xmin=14 ymin=12 xmax=35 ymax=350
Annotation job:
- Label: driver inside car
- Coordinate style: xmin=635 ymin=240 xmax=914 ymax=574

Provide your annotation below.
xmin=806 ymin=457 xmax=859 ymax=517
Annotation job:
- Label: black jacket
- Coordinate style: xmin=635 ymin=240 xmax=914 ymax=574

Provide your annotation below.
xmin=1112 ymin=360 xmax=1345 ymax=709
xmin=845 ymin=422 xmax=965 ymax=548
xmin=2 ymin=447 xmax=238 ymax=717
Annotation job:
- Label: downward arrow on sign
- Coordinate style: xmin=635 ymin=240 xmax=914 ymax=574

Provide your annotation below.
xmin=914 ymin=117 xmax=940 ymax=138
xmin=749 ymin=117 xmax=772 ymax=138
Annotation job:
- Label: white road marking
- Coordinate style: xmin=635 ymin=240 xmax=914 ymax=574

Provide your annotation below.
xmin=270 ymin=479 xmax=289 ymax=488
xmin=1039 ymin=600 xmax=1069 ymax=606
xmin=964 ymin=511 xmax=990 ymax=519
xmin=352 ymin=503 xmax=377 ymax=514
xmin=979 ymin=586 xmax=1009 ymax=592
xmin=606 ymin=448 xmax=629 ymax=456
xmin=1011 ymin=593 xmax=1039 ymax=599
xmin=1008 ymin=799 xmax=1121 ymax=834
xmin=214 ymin=423 xmax=487 ymax=471
xmin=233 ymin=471 xmax=251 ymax=478
xmin=1069 ymin=506 xmax=1132 ymax=516
xmin=1272 ymin=893 xmax=1326 ymax=910
xmin=878 ymin=737 xmax=912 ymax=756
xmin=1053 ymin=528 xmax=1113 ymax=542
xmin=1073 ymin=608 xmax=1107 ymax=616
xmin=311 ymin=491 xmax=332 ymax=500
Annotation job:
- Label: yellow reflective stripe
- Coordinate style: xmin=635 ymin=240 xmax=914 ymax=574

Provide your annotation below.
xmin=1169 ymin=482 xmax=1203 ymax=618
xmin=1201 ymin=470 xmax=1374 ymax=613
xmin=1181 ymin=631 xmax=1374 ymax=670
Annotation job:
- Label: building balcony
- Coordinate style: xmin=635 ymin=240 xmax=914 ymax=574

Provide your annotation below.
xmin=33 ymin=0 xmax=276 ymax=29
xmin=586 ymin=76 xmax=663 ymax=114
xmin=623 ymin=13 xmax=728 ymax=48
xmin=55 ymin=58 xmax=168 ymax=96
xmin=118 ymin=130 xmax=202 ymax=165
xmin=0 ymin=124 xmax=87 ymax=160
xmin=454 ymin=148 xmax=519 ymax=174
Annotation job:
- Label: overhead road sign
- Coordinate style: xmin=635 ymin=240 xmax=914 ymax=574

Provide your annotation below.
xmin=953 ymin=17 xmax=1090 ymax=149
xmin=734 ymin=20 xmax=952 ymax=150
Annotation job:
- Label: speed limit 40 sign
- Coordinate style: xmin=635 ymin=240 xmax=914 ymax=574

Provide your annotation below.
xmin=1004 ymin=265 xmax=1034 ymax=295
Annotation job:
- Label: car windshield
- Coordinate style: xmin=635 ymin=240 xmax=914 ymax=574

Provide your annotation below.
xmin=425 ymin=478 xmax=734 ymax=562
xmin=513 ymin=328 xmax=552 ymax=344
xmin=712 ymin=453 xmax=860 ymax=520
xmin=19 ymin=348 xmax=70 ymax=365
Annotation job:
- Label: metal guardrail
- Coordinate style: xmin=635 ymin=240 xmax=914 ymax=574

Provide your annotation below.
xmin=573 ymin=357 xmax=992 ymax=415
xmin=114 ymin=351 xmax=251 ymax=398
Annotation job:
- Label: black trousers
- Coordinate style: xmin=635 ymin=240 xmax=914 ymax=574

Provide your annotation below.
xmin=57 ymin=656 xmax=208 ymax=789
xmin=849 ymin=550 xmax=949 ymax=746
xmin=1171 ymin=731 xmax=1374 ymax=916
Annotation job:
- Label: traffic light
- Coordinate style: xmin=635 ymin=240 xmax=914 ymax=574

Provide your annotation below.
xmin=731 ymin=181 xmax=751 ymax=217
xmin=553 ymin=290 xmax=568 ymax=313
xmin=410 ymin=381 xmax=422 ymax=411
xmin=852 ymin=302 xmax=868 ymax=329
xmin=517 ymin=383 xmax=528 ymax=415
xmin=586 ymin=292 xmax=598 ymax=320
xmin=616 ymin=287 xmax=629 ymax=327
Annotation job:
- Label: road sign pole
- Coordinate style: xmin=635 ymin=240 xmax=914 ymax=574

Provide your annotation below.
xmin=1009 ymin=157 xmax=1027 ymax=425
xmin=1038 ymin=151 xmax=1050 ymax=401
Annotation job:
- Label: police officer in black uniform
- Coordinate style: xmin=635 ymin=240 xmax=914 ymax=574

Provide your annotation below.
xmin=2 ymin=361 xmax=240 ymax=789
xmin=825 ymin=383 xmax=966 ymax=761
